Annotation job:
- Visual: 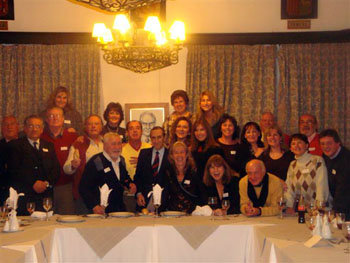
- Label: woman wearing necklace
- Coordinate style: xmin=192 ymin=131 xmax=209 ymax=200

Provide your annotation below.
xmin=102 ymin=102 xmax=127 ymax=143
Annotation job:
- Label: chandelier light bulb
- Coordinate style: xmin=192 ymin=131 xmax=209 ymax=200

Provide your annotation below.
xmin=92 ymin=23 xmax=107 ymax=38
xmin=155 ymin=31 xmax=167 ymax=46
xmin=169 ymin=21 xmax=185 ymax=42
xmin=113 ymin=14 xmax=131 ymax=35
xmin=144 ymin=16 xmax=162 ymax=34
xmin=102 ymin=29 xmax=114 ymax=44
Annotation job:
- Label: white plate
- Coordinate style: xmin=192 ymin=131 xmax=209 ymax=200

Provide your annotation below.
xmin=57 ymin=216 xmax=85 ymax=223
xmin=2 ymin=228 xmax=24 ymax=233
xmin=86 ymin=214 xmax=104 ymax=218
xmin=161 ymin=211 xmax=186 ymax=217
xmin=109 ymin=212 xmax=134 ymax=218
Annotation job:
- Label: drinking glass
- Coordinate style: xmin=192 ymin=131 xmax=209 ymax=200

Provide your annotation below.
xmin=26 ymin=202 xmax=36 ymax=215
xmin=277 ymin=196 xmax=286 ymax=219
xmin=336 ymin=213 xmax=346 ymax=230
xmin=342 ymin=222 xmax=350 ymax=253
xmin=305 ymin=214 xmax=316 ymax=231
xmin=316 ymin=200 xmax=326 ymax=216
xmin=208 ymin=197 xmax=218 ymax=219
xmin=43 ymin=197 xmax=52 ymax=221
xmin=221 ymin=199 xmax=230 ymax=219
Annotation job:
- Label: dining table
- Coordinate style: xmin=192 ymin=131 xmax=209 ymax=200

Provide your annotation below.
xmin=0 ymin=213 xmax=349 ymax=263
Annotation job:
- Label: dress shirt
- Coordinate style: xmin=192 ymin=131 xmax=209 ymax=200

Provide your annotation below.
xmin=152 ymin=147 xmax=165 ymax=173
xmin=308 ymin=132 xmax=317 ymax=144
xmin=27 ymin=138 xmax=40 ymax=149
xmin=103 ymin=151 xmax=121 ymax=180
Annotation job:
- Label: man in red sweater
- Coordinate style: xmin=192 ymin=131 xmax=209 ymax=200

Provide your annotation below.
xmin=41 ymin=107 xmax=78 ymax=214
xmin=298 ymin=114 xmax=322 ymax=156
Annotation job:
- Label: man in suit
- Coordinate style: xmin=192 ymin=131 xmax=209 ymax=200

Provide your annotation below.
xmin=79 ymin=132 xmax=137 ymax=214
xmin=134 ymin=126 xmax=169 ymax=212
xmin=7 ymin=115 xmax=60 ymax=215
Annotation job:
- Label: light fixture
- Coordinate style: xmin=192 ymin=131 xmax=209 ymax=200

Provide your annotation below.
xmin=72 ymin=0 xmax=163 ymax=12
xmin=93 ymin=14 xmax=186 ymax=73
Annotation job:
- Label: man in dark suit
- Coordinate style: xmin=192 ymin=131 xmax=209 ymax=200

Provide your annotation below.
xmin=7 ymin=115 xmax=60 ymax=215
xmin=134 ymin=126 xmax=170 ymax=212
xmin=79 ymin=132 xmax=136 ymax=214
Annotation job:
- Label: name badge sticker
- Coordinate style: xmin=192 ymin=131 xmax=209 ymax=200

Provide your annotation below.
xmin=64 ymin=119 xmax=71 ymax=124
xmin=223 ymin=192 xmax=229 ymax=198
xmin=60 ymin=146 xmax=68 ymax=151
xmin=230 ymin=150 xmax=236 ymax=155
xmin=332 ymin=169 xmax=336 ymax=175
xmin=184 ymin=180 xmax=190 ymax=185
xmin=104 ymin=167 xmax=111 ymax=173
xmin=308 ymin=147 xmax=315 ymax=151
xmin=42 ymin=148 xmax=49 ymax=152
xmin=302 ymin=169 xmax=309 ymax=174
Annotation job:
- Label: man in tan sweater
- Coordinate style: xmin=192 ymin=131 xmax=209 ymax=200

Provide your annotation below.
xmin=239 ymin=159 xmax=283 ymax=216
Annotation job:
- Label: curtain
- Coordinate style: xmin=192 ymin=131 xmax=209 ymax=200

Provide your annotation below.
xmin=186 ymin=45 xmax=277 ymax=125
xmin=0 ymin=44 xmax=100 ymax=127
xmin=277 ymin=43 xmax=350 ymax=146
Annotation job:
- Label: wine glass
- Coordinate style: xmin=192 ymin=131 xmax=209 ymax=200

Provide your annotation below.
xmin=277 ymin=196 xmax=286 ymax=219
xmin=316 ymin=200 xmax=326 ymax=216
xmin=208 ymin=197 xmax=218 ymax=220
xmin=305 ymin=214 xmax=316 ymax=231
xmin=153 ymin=197 xmax=160 ymax=218
xmin=26 ymin=202 xmax=36 ymax=215
xmin=221 ymin=199 xmax=230 ymax=219
xmin=342 ymin=222 xmax=350 ymax=253
xmin=43 ymin=197 xmax=52 ymax=221
xmin=336 ymin=213 xmax=346 ymax=230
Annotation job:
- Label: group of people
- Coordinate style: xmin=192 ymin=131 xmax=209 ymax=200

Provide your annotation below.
xmin=0 ymin=87 xmax=349 ymax=220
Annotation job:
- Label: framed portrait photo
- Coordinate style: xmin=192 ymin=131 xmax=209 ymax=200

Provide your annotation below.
xmin=125 ymin=103 xmax=169 ymax=143
xmin=281 ymin=0 xmax=317 ymax=19
xmin=0 ymin=0 xmax=15 ymax=20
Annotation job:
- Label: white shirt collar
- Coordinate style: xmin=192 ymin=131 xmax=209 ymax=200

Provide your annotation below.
xmin=27 ymin=138 xmax=40 ymax=148
xmin=330 ymin=146 xmax=342 ymax=159
xmin=103 ymin=151 xmax=120 ymax=164
xmin=308 ymin=132 xmax=317 ymax=143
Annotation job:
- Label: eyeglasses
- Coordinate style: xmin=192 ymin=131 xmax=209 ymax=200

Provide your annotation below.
xmin=299 ymin=120 xmax=314 ymax=125
xmin=26 ymin=124 xmax=42 ymax=129
xmin=48 ymin=114 xmax=62 ymax=119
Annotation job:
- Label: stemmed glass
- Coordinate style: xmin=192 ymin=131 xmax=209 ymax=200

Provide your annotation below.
xmin=342 ymin=222 xmax=350 ymax=253
xmin=43 ymin=197 xmax=52 ymax=221
xmin=277 ymin=196 xmax=286 ymax=219
xmin=221 ymin=199 xmax=230 ymax=219
xmin=336 ymin=213 xmax=346 ymax=230
xmin=208 ymin=197 xmax=218 ymax=220
xmin=316 ymin=200 xmax=326 ymax=216
xmin=26 ymin=202 xmax=36 ymax=215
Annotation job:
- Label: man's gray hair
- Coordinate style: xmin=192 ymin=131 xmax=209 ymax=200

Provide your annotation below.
xmin=103 ymin=132 xmax=121 ymax=143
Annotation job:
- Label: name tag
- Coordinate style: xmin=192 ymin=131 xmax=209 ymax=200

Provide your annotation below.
xmin=223 ymin=192 xmax=229 ymax=198
xmin=230 ymin=150 xmax=236 ymax=155
xmin=60 ymin=146 xmax=68 ymax=151
xmin=104 ymin=167 xmax=111 ymax=173
xmin=302 ymin=169 xmax=309 ymax=174
xmin=332 ymin=169 xmax=336 ymax=175
xmin=64 ymin=119 xmax=71 ymax=124
xmin=42 ymin=148 xmax=49 ymax=152
xmin=184 ymin=180 xmax=190 ymax=185
xmin=308 ymin=147 xmax=315 ymax=151
xmin=120 ymin=135 xmax=124 ymax=139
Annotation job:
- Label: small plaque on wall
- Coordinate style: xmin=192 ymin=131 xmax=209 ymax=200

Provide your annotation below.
xmin=287 ymin=20 xmax=311 ymax=29
xmin=0 ymin=21 xmax=8 ymax=30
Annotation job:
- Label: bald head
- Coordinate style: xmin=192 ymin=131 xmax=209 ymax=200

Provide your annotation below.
xmin=246 ymin=159 xmax=266 ymax=186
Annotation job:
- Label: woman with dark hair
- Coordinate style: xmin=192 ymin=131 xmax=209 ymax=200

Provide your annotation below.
xmin=169 ymin=116 xmax=192 ymax=147
xmin=203 ymin=155 xmax=240 ymax=215
xmin=190 ymin=118 xmax=224 ymax=179
xmin=259 ymin=125 xmax=294 ymax=181
xmin=102 ymin=102 xmax=126 ymax=143
xmin=195 ymin=90 xmax=224 ymax=139
xmin=216 ymin=114 xmax=241 ymax=175
xmin=163 ymin=90 xmax=192 ymax=145
xmin=41 ymin=86 xmax=83 ymax=133
xmin=165 ymin=141 xmax=207 ymax=213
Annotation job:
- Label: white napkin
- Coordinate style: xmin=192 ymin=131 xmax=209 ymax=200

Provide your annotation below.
xmin=99 ymin=184 xmax=112 ymax=207
xmin=152 ymin=184 xmax=163 ymax=206
xmin=6 ymin=187 xmax=25 ymax=210
xmin=31 ymin=211 xmax=53 ymax=219
xmin=322 ymin=214 xmax=332 ymax=239
xmin=191 ymin=205 xmax=213 ymax=216
xmin=312 ymin=214 xmax=322 ymax=236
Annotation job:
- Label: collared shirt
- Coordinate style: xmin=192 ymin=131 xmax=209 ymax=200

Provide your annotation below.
xmin=152 ymin=147 xmax=165 ymax=172
xmin=103 ymin=151 xmax=121 ymax=180
xmin=27 ymin=138 xmax=40 ymax=149
xmin=308 ymin=132 xmax=317 ymax=144
xmin=330 ymin=146 xmax=342 ymax=160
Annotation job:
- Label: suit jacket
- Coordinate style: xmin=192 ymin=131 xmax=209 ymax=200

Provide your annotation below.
xmin=0 ymin=138 xmax=10 ymax=204
xmin=134 ymin=147 xmax=170 ymax=211
xmin=7 ymin=137 xmax=60 ymax=215
xmin=79 ymin=153 xmax=132 ymax=213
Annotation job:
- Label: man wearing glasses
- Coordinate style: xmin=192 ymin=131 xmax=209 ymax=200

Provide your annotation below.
xmin=298 ymin=114 xmax=322 ymax=156
xmin=7 ymin=115 xmax=60 ymax=215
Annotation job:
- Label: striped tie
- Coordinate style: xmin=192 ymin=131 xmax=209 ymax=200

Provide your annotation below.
xmin=152 ymin=151 xmax=159 ymax=177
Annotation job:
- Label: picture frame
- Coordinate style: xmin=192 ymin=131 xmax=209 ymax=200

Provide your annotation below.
xmin=0 ymin=0 xmax=15 ymax=20
xmin=125 ymin=102 xmax=169 ymax=143
xmin=130 ymin=0 xmax=166 ymax=29
xmin=281 ymin=0 xmax=317 ymax=19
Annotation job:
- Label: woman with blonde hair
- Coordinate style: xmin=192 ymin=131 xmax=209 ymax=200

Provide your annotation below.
xmin=203 ymin=154 xmax=240 ymax=215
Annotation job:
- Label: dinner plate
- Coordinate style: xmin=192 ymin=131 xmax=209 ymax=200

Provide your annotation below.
xmin=86 ymin=214 xmax=105 ymax=219
xmin=2 ymin=228 xmax=24 ymax=233
xmin=109 ymin=212 xmax=134 ymax=218
xmin=57 ymin=216 xmax=85 ymax=223
xmin=161 ymin=211 xmax=186 ymax=217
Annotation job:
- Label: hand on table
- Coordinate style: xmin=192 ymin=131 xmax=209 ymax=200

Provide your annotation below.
xmin=33 ymin=180 xmax=48 ymax=193
xmin=93 ymin=205 xmax=105 ymax=215
xmin=137 ymin=194 xmax=146 ymax=207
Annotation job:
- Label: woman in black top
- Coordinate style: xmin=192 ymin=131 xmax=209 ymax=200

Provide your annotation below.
xmin=165 ymin=141 xmax=207 ymax=214
xmin=203 ymin=155 xmax=240 ymax=215
xmin=191 ymin=118 xmax=224 ymax=179
xmin=259 ymin=125 xmax=294 ymax=181
xmin=102 ymin=102 xmax=127 ymax=143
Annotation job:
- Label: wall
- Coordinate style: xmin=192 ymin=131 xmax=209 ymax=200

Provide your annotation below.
xmin=5 ymin=0 xmax=350 ymax=126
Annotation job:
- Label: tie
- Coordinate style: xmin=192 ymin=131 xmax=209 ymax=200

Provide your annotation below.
xmin=152 ymin=151 xmax=159 ymax=177
xmin=33 ymin=142 xmax=39 ymax=151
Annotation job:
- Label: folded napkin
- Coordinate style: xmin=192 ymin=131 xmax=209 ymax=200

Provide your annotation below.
xmin=191 ymin=205 xmax=212 ymax=216
xmin=100 ymin=184 xmax=112 ymax=207
xmin=152 ymin=184 xmax=163 ymax=206
xmin=6 ymin=187 xmax=24 ymax=210
xmin=31 ymin=211 xmax=53 ymax=219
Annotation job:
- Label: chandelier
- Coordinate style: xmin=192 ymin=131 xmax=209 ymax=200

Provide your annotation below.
xmin=72 ymin=0 xmax=163 ymax=12
xmin=92 ymin=14 xmax=185 ymax=73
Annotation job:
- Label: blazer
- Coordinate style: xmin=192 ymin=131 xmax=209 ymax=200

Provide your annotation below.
xmin=7 ymin=137 xmax=60 ymax=215
xmin=134 ymin=147 xmax=170 ymax=211
xmin=79 ymin=153 xmax=133 ymax=213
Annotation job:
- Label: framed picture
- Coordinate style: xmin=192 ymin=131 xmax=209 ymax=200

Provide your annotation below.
xmin=125 ymin=102 xmax=169 ymax=143
xmin=281 ymin=0 xmax=317 ymax=19
xmin=0 ymin=0 xmax=15 ymax=20
xmin=130 ymin=0 xmax=166 ymax=29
